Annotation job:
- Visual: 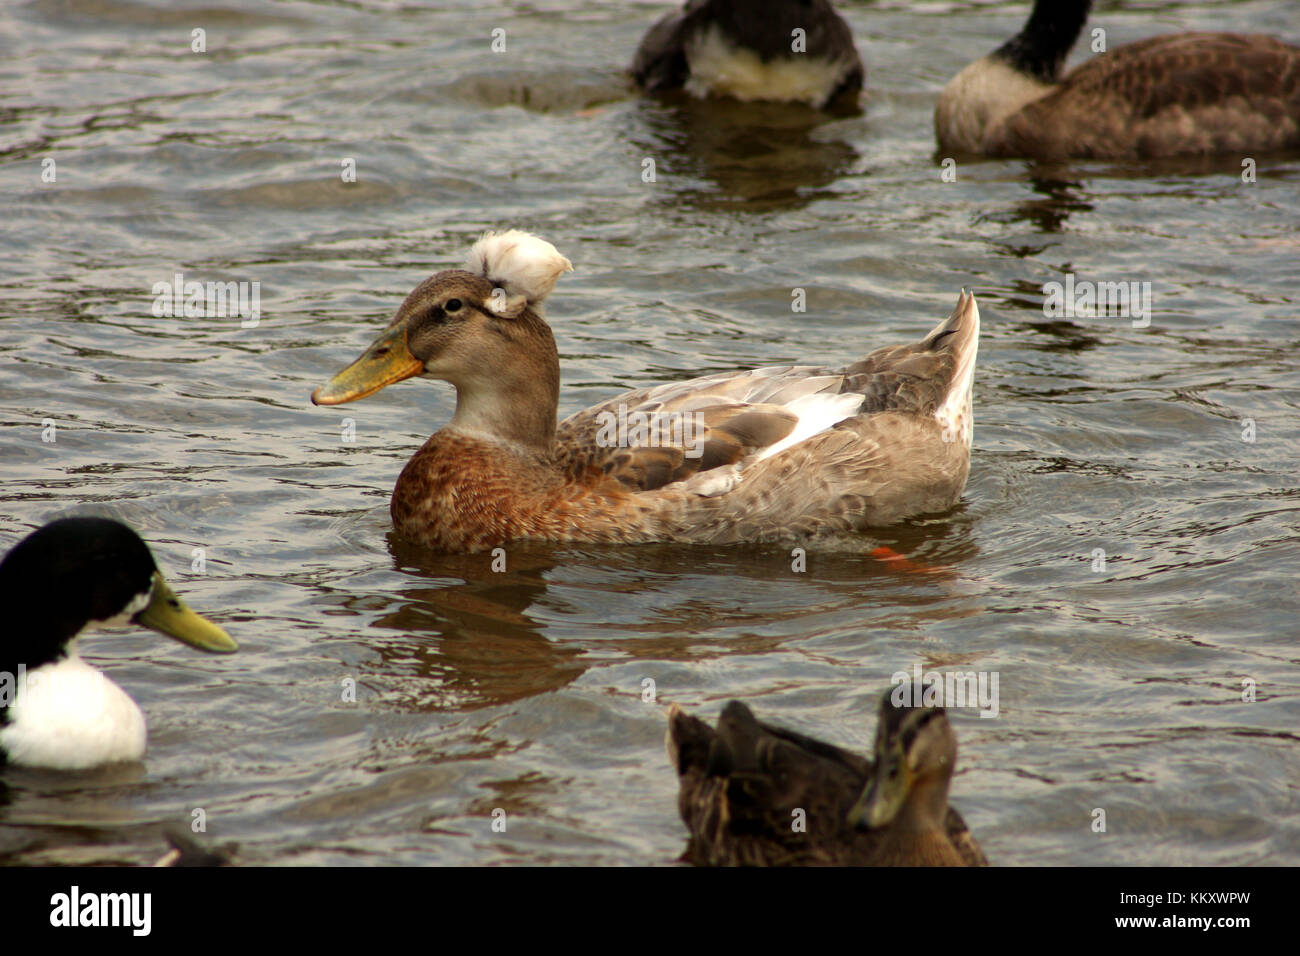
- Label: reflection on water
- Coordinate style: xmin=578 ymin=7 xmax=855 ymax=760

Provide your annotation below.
xmin=632 ymin=95 xmax=861 ymax=212
xmin=975 ymin=174 xmax=1093 ymax=233
xmin=364 ymin=538 xmax=586 ymax=712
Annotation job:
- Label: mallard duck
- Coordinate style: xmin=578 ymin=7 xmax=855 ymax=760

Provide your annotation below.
xmin=936 ymin=0 xmax=1300 ymax=159
xmin=311 ymin=231 xmax=979 ymax=553
xmin=631 ymin=0 xmax=864 ymax=109
xmin=0 ymin=518 xmax=237 ymax=770
xmin=666 ymin=693 xmax=987 ymax=866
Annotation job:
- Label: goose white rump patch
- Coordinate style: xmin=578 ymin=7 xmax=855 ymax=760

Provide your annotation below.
xmin=685 ymin=27 xmax=851 ymax=106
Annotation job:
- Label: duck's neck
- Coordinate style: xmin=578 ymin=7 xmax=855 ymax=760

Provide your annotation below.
xmin=448 ymin=385 xmax=558 ymax=453
xmin=445 ymin=347 xmax=560 ymax=454
xmin=0 ymin=614 xmax=75 ymax=689
xmin=993 ymin=0 xmax=1091 ymax=83
xmin=895 ymin=775 xmax=952 ymax=834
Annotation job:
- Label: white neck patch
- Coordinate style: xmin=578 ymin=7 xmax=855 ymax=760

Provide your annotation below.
xmin=935 ymin=55 xmax=1054 ymax=152
xmin=685 ymin=26 xmax=851 ymax=107
xmin=80 ymin=580 xmax=154 ymax=634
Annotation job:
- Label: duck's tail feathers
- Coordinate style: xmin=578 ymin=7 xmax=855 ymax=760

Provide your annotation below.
xmin=665 ymin=703 xmax=715 ymax=777
xmin=928 ymin=290 xmax=980 ymax=449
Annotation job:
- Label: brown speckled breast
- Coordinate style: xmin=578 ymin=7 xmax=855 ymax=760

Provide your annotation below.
xmin=390 ymin=431 xmax=649 ymax=552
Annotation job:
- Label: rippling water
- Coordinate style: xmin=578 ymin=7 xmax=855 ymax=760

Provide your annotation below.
xmin=1 ymin=0 xmax=1298 ymax=866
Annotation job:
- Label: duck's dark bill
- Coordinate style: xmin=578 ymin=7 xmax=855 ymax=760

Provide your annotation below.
xmin=311 ymin=327 xmax=423 ymax=406
xmin=134 ymin=573 xmax=238 ymax=653
xmin=848 ymin=763 xmax=907 ymax=830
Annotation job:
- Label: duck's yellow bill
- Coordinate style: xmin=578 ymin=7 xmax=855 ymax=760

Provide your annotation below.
xmin=311 ymin=327 xmax=423 ymax=406
xmin=135 ymin=573 xmax=238 ymax=653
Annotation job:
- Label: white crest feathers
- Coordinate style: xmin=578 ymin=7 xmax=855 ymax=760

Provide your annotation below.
xmin=465 ymin=230 xmax=573 ymax=317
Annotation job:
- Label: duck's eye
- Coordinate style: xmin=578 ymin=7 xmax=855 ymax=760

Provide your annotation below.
xmin=444 ymin=298 xmax=463 ymax=313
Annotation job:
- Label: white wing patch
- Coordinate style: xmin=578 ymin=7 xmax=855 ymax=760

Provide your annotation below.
xmin=635 ymin=366 xmax=843 ymax=411
xmin=752 ymin=391 xmax=863 ymax=462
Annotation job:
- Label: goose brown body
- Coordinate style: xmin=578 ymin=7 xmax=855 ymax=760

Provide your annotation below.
xmin=314 ymin=231 xmax=979 ymax=554
xmin=937 ymin=0 xmax=1300 ymax=159
xmin=666 ymin=695 xmax=987 ymax=866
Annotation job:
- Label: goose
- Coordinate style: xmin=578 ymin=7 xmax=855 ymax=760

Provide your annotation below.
xmin=936 ymin=0 xmax=1300 ymax=159
xmin=631 ymin=0 xmax=864 ymax=109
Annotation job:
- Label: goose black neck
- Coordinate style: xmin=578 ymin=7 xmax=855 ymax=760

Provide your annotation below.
xmin=993 ymin=0 xmax=1092 ymax=84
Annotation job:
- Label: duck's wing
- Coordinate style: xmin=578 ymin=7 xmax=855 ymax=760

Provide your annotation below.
xmin=994 ymin=33 xmax=1300 ymax=158
xmin=943 ymin=807 xmax=990 ymax=867
xmin=557 ymin=292 xmax=978 ymax=496
xmin=667 ymin=701 xmax=871 ymax=865
xmin=556 ymin=365 xmax=851 ymax=491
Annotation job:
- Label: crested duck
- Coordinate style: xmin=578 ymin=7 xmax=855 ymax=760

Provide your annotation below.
xmin=936 ymin=0 xmax=1300 ymax=159
xmin=312 ymin=231 xmax=979 ymax=554
xmin=631 ymin=0 xmax=864 ymax=109
xmin=666 ymin=692 xmax=988 ymax=866
xmin=0 ymin=518 xmax=237 ymax=770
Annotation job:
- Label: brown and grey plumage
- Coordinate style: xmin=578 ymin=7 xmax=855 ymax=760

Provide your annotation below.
xmin=936 ymin=0 xmax=1300 ymax=159
xmin=666 ymin=694 xmax=987 ymax=866
xmin=631 ymin=0 xmax=864 ymax=109
xmin=312 ymin=230 xmax=978 ymax=553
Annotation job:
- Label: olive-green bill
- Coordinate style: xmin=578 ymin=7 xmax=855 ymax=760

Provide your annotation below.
xmin=134 ymin=572 xmax=238 ymax=653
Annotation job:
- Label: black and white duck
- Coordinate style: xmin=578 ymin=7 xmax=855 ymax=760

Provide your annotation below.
xmin=0 ymin=517 xmax=237 ymax=770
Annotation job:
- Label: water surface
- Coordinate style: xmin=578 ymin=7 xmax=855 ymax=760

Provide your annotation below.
xmin=1 ymin=0 xmax=1298 ymax=865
